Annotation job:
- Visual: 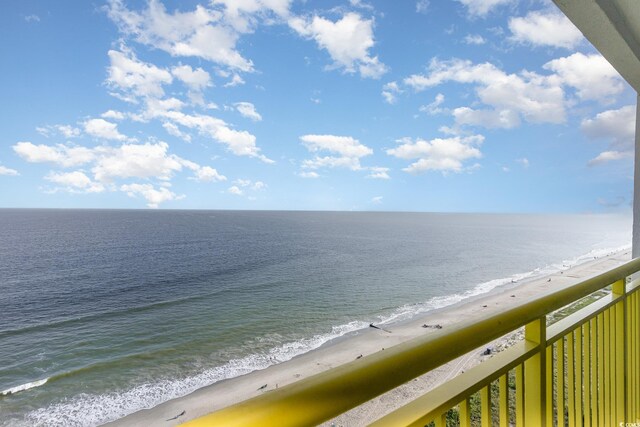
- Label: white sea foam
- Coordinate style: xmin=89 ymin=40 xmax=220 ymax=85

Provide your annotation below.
xmin=22 ymin=244 xmax=631 ymax=427
xmin=1 ymin=378 xmax=49 ymax=396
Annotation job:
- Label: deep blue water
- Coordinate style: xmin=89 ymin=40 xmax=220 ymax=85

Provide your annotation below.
xmin=0 ymin=209 xmax=631 ymax=426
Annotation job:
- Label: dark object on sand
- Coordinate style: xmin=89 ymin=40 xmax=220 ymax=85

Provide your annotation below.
xmin=369 ymin=323 xmax=392 ymax=333
xmin=483 ymin=348 xmax=492 ymax=356
xmin=258 ymin=384 xmax=267 ymax=390
xmin=422 ymin=324 xmax=442 ymax=329
xmin=166 ymin=410 xmax=186 ymax=421
xmin=356 ymin=354 xmax=363 ymax=359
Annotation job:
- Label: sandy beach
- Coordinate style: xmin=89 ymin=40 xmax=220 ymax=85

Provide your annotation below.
xmin=105 ymin=249 xmax=631 ymax=426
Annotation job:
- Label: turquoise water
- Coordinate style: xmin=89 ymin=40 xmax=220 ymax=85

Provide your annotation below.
xmin=0 ymin=210 xmax=631 ymax=426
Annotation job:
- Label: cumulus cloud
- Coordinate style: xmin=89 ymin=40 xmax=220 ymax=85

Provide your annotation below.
xmin=84 ymin=118 xmax=130 ymax=141
xmin=299 ymin=171 xmax=319 ymax=178
xmin=382 ymin=81 xmax=402 ymax=104
xmin=45 ymin=171 xmax=105 ymax=193
xmin=416 ymin=0 xmax=429 ymax=14
xmin=106 ymin=0 xmax=254 ymax=71
xmin=36 ymin=124 xmax=82 ymax=138
xmin=14 ymin=142 xmax=95 ymax=167
xmin=516 ymin=157 xmax=529 ymax=168
xmin=404 ymin=58 xmax=565 ymax=127
xmin=300 ymin=134 xmax=373 ymax=171
xmin=101 ymin=110 xmax=126 ymax=120
xmin=581 ymin=105 xmax=636 ymax=166
xmin=150 ymin=110 xmax=272 ymax=162
xmin=366 ymin=166 xmax=390 ymax=179
xmin=0 ymin=165 xmax=19 ymax=176
xmin=289 ymin=12 xmax=387 ymax=78
xmin=509 ymin=10 xmax=583 ymax=49
xmin=106 ymin=48 xmax=173 ymax=102
xmin=172 ymin=64 xmax=211 ymax=91
xmin=419 ymin=93 xmax=446 ymax=115
xmin=14 ymin=140 xmax=227 ymax=206
xmin=121 ymin=183 xmax=184 ymax=208
xmin=543 ymin=53 xmax=623 ymax=102
xmin=371 ymin=195 xmax=383 ymax=204
xmin=228 ymin=185 xmax=243 ymax=195
xmin=235 ymin=102 xmax=262 ymax=121
xmin=464 ymin=34 xmax=486 ymax=45
xmin=456 ymin=0 xmax=511 ymax=17
xmin=387 ymin=134 xmax=484 ymax=174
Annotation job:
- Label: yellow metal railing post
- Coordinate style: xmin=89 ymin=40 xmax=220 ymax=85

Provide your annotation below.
xmin=524 ymin=317 xmax=546 ymax=427
xmin=613 ymin=279 xmax=627 ymax=423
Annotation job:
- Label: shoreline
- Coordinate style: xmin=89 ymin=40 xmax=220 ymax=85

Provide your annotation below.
xmin=105 ymin=248 xmax=631 ymax=426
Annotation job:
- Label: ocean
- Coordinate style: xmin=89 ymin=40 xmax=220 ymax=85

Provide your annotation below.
xmin=0 ymin=209 xmax=631 ymax=426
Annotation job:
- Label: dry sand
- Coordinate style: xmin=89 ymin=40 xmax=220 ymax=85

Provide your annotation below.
xmin=105 ymin=249 xmax=630 ymax=426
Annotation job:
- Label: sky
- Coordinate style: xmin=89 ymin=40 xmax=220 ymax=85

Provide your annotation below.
xmin=0 ymin=0 xmax=637 ymax=212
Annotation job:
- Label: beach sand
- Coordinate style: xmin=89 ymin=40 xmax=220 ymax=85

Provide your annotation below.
xmin=105 ymin=250 xmax=630 ymax=426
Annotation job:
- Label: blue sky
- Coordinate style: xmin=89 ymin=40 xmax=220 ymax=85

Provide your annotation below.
xmin=0 ymin=0 xmax=636 ymax=212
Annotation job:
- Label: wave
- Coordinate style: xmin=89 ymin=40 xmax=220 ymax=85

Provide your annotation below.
xmin=20 ymin=244 xmax=631 ymax=427
xmin=1 ymin=378 xmax=48 ymax=397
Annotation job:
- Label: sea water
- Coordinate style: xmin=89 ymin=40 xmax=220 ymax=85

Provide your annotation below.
xmin=0 ymin=210 xmax=631 ymax=426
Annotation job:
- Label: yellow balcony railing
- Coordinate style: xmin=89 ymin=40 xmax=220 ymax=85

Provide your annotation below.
xmin=182 ymin=257 xmax=640 ymax=426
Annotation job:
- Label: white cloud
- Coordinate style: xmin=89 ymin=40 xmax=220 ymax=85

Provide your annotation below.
xmin=419 ymin=93 xmax=446 ymax=115
xmin=516 ymin=157 xmax=529 ymax=168
xmin=24 ymin=14 xmax=40 ymax=23
xmin=13 ymin=142 xmax=95 ymax=167
xmin=163 ymin=122 xmax=192 ymax=142
xmin=366 ymin=166 xmax=390 ymax=179
xmin=101 ymin=110 xmax=126 ymax=120
xmin=589 ymin=151 xmax=633 ymax=166
xmin=382 ymin=81 xmax=402 ymax=104
xmin=45 ymin=171 xmax=105 ymax=193
xmin=106 ymin=0 xmax=254 ymax=71
xmin=193 ymin=166 xmax=227 ymax=182
xmin=452 ymin=107 xmax=520 ymax=129
xmin=289 ymin=12 xmax=387 ymax=78
xmin=92 ymin=142 xmax=184 ymax=182
xmin=581 ymin=105 xmax=636 ymax=166
xmin=0 ymin=166 xmax=19 ymax=176
xmin=212 ymin=0 xmax=292 ymax=32
xmin=84 ymin=118 xmax=130 ymax=141
xmin=121 ymin=183 xmax=183 ymax=208
xmin=416 ymin=0 xmax=429 ymax=14
xmin=404 ymin=58 xmax=566 ymax=127
xmin=106 ymin=48 xmax=173 ymax=102
xmin=235 ymin=102 xmax=262 ymax=121
xmin=456 ymin=0 xmax=511 ymax=17
xmin=224 ymin=74 xmax=246 ymax=87
xmin=233 ymin=178 xmax=266 ymax=190
xmin=155 ymin=110 xmax=272 ymax=162
xmin=387 ymin=134 xmax=484 ymax=174
xmin=464 ymin=34 xmax=486 ymax=45
xmin=301 ymin=134 xmax=373 ymax=159
xmin=172 ymin=64 xmax=212 ymax=91
xmin=543 ymin=53 xmax=623 ymax=102
xmin=371 ymin=196 xmax=383 ymax=204
xmin=299 ymin=171 xmax=319 ymax=178
xmin=228 ymin=185 xmax=243 ymax=195
xmin=509 ymin=10 xmax=583 ymax=49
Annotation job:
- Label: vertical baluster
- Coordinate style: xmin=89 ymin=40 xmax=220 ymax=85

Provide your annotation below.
xmin=481 ymin=385 xmax=491 ymax=427
xmin=557 ymin=336 xmax=565 ymax=427
xmin=576 ymin=325 xmax=583 ymax=427
xmin=499 ymin=374 xmax=509 ymax=427
xmin=597 ymin=313 xmax=604 ymax=427
xmin=459 ymin=397 xmax=471 ymax=427
xmin=524 ymin=318 xmax=546 ymax=426
xmin=546 ymin=345 xmax=553 ymax=427
xmin=568 ymin=331 xmax=575 ymax=427
xmin=590 ymin=317 xmax=597 ymax=427
xmin=583 ymin=322 xmax=591 ymax=427
xmin=516 ymin=364 xmax=525 ymax=427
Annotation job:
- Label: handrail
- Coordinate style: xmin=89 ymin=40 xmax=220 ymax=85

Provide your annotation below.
xmin=181 ymin=256 xmax=640 ymax=427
